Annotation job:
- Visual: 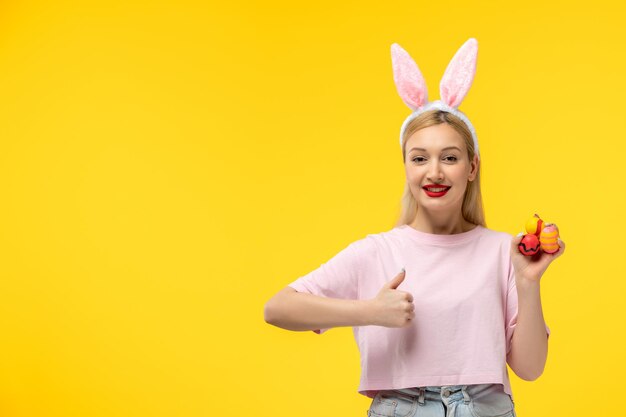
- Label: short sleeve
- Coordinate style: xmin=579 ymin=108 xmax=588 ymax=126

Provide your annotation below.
xmin=505 ymin=256 xmax=551 ymax=355
xmin=287 ymin=240 xmax=362 ymax=334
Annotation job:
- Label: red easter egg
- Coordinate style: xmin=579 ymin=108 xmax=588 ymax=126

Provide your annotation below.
xmin=518 ymin=234 xmax=540 ymax=256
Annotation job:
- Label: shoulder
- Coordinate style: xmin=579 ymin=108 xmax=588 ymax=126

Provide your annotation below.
xmin=349 ymin=226 xmax=406 ymax=255
xmin=480 ymin=226 xmax=514 ymax=242
xmin=477 ymin=226 xmax=516 ymax=258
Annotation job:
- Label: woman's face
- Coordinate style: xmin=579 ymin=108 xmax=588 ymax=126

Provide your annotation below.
xmin=404 ymin=123 xmax=479 ymax=213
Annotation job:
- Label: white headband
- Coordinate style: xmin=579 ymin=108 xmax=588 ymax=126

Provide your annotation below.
xmin=391 ymin=38 xmax=480 ymax=159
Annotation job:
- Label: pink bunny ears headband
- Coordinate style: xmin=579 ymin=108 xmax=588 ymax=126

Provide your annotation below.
xmin=391 ymin=38 xmax=480 ymax=159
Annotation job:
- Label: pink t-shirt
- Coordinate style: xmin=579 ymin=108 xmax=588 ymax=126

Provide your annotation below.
xmin=287 ymin=224 xmax=550 ymax=400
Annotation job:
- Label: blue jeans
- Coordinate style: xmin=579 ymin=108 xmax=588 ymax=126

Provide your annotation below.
xmin=366 ymin=384 xmax=516 ymax=417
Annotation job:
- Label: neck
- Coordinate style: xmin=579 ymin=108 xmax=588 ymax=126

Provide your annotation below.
xmin=409 ymin=210 xmax=474 ymax=235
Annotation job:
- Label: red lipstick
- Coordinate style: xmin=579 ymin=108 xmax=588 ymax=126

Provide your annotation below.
xmin=422 ymin=184 xmax=451 ymax=197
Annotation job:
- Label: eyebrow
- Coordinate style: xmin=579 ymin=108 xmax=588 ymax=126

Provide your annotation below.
xmin=408 ymin=146 xmax=463 ymax=153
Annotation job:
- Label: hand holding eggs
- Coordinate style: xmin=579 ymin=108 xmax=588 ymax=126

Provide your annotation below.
xmin=518 ymin=214 xmax=561 ymax=256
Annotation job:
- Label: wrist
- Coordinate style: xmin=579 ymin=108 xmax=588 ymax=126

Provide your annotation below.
xmin=360 ymin=299 xmax=379 ymax=326
xmin=516 ymin=277 xmax=541 ymax=292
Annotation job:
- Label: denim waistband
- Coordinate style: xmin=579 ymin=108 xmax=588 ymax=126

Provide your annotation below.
xmin=398 ymin=385 xmax=465 ymax=393
xmin=391 ymin=385 xmax=471 ymax=405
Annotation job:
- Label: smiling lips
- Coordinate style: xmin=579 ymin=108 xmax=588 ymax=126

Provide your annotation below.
xmin=422 ymin=184 xmax=451 ymax=197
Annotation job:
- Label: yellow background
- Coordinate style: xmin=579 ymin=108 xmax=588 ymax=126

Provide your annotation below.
xmin=0 ymin=0 xmax=622 ymax=416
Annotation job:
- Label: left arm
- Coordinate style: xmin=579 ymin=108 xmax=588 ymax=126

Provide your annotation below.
xmin=507 ymin=226 xmax=565 ymax=381
xmin=506 ymin=280 xmax=548 ymax=380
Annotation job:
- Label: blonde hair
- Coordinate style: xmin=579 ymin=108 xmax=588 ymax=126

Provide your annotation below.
xmin=394 ymin=110 xmax=486 ymax=228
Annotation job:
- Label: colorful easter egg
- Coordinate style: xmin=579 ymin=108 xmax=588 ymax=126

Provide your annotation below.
xmin=525 ymin=213 xmax=544 ymax=236
xmin=518 ymin=233 xmax=540 ymax=256
xmin=540 ymin=224 xmax=560 ymax=254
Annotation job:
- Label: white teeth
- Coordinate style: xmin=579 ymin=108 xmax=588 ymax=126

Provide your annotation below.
xmin=426 ymin=188 xmax=447 ymax=192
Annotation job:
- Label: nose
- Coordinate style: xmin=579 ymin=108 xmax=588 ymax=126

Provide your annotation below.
xmin=427 ymin=159 xmax=444 ymax=182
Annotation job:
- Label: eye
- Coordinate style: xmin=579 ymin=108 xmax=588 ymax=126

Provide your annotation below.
xmin=444 ymin=156 xmax=458 ymax=162
xmin=411 ymin=156 xmax=426 ymax=163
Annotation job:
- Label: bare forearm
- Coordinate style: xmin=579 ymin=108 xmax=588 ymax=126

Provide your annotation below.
xmin=265 ymin=292 xmax=373 ymax=332
xmin=507 ymin=280 xmax=549 ymax=380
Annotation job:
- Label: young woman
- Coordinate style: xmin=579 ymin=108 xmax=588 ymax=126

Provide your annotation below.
xmin=264 ymin=38 xmax=565 ymax=417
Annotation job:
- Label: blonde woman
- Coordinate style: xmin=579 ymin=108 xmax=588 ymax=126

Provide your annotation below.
xmin=264 ymin=39 xmax=565 ymax=417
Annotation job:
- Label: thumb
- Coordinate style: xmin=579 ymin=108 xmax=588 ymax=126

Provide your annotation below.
xmin=386 ymin=268 xmax=406 ymax=290
xmin=511 ymin=231 xmax=524 ymax=250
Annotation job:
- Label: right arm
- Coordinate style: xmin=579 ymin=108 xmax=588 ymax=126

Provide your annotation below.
xmin=264 ymin=269 xmax=413 ymax=332
xmin=264 ymin=286 xmax=376 ymax=332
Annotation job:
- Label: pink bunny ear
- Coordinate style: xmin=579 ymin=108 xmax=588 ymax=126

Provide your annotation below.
xmin=439 ymin=38 xmax=478 ymax=108
xmin=391 ymin=43 xmax=428 ymax=110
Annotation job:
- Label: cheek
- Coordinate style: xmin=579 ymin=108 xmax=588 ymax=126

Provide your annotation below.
xmin=449 ymin=165 xmax=468 ymax=179
xmin=405 ymin=166 xmax=421 ymax=181
xmin=407 ymin=175 xmax=424 ymax=195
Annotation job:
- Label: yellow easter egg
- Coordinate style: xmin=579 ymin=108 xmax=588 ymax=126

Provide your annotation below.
xmin=525 ymin=213 xmax=544 ymax=236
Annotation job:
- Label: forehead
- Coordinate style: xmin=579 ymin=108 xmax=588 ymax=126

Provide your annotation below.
xmin=405 ymin=123 xmax=466 ymax=152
